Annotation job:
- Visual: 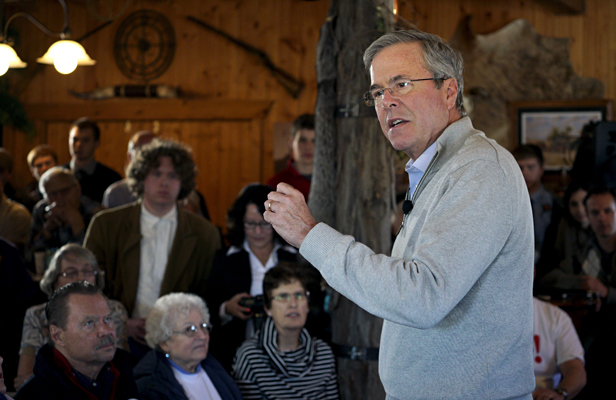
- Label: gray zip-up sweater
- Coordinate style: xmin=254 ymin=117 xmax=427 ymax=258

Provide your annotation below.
xmin=301 ymin=117 xmax=535 ymax=400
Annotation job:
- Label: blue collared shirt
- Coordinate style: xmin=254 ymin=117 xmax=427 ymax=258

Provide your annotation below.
xmin=405 ymin=141 xmax=437 ymax=200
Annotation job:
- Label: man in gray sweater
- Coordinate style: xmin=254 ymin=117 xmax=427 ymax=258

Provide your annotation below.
xmin=264 ymin=30 xmax=535 ymax=400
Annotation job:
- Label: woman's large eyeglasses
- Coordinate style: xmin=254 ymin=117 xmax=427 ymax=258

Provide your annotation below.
xmin=172 ymin=322 xmax=212 ymax=338
xmin=362 ymin=77 xmax=445 ymax=106
xmin=60 ymin=268 xmax=97 ymax=279
xmin=243 ymin=221 xmax=273 ymax=230
xmin=272 ymin=291 xmax=310 ymax=303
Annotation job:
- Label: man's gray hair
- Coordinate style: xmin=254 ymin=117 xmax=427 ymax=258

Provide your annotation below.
xmin=38 ymin=166 xmax=79 ymax=198
xmin=145 ymin=292 xmax=210 ymax=350
xmin=363 ymin=30 xmax=466 ymax=116
xmin=40 ymin=244 xmax=104 ymax=297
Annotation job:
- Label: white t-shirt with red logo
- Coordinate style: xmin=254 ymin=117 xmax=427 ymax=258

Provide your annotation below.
xmin=533 ymin=297 xmax=585 ymax=389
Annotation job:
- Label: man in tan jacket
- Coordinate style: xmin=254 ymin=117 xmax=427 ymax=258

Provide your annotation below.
xmin=84 ymin=140 xmax=220 ymax=356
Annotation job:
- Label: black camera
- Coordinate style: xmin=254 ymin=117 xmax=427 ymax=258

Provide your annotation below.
xmin=238 ymin=295 xmax=265 ymax=317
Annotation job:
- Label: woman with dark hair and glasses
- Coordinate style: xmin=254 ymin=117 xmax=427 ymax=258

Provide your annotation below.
xmin=233 ymin=264 xmax=339 ymax=400
xmin=133 ymin=293 xmax=242 ymax=400
xmin=15 ymin=244 xmax=128 ymax=389
xmin=205 ymin=184 xmax=298 ymax=372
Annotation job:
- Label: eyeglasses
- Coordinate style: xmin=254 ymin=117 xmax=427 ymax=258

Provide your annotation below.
xmin=244 ymin=221 xmax=273 ymax=230
xmin=172 ymin=322 xmax=212 ymax=338
xmin=61 ymin=268 xmax=97 ymax=279
xmin=362 ymin=78 xmax=445 ymax=106
xmin=272 ymin=291 xmax=310 ymax=303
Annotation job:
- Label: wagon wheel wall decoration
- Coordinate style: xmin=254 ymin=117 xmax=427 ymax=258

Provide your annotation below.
xmin=114 ymin=10 xmax=176 ymax=82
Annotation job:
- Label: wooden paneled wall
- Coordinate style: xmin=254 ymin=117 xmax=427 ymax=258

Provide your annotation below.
xmin=2 ymin=0 xmax=615 ymax=228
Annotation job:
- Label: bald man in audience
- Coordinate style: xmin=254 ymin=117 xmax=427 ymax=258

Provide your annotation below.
xmin=102 ymin=131 xmax=157 ymax=209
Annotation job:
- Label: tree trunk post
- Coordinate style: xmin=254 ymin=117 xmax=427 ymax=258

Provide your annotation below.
xmin=311 ymin=1 xmax=395 ymax=399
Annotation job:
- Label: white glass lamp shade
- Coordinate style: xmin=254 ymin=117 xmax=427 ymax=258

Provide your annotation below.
xmin=37 ymin=40 xmax=96 ymax=74
xmin=0 ymin=43 xmax=28 ymax=76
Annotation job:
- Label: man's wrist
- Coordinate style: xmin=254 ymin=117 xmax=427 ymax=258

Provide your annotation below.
xmin=554 ymin=387 xmax=568 ymax=400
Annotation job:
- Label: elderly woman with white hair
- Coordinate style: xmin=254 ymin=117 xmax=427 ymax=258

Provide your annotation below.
xmin=133 ymin=293 xmax=243 ymax=400
xmin=14 ymin=243 xmax=128 ymax=389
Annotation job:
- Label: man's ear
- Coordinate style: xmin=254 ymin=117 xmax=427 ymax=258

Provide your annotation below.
xmin=50 ymin=324 xmax=65 ymax=348
xmin=445 ymin=78 xmax=459 ymax=111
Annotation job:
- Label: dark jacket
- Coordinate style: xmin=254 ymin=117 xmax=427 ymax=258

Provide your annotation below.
xmin=133 ymin=350 xmax=242 ymax=400
xmin=15 ymin=344 xmax=139 ymax=400
xmin=62 ymin=161 xmax=122 ymax=204
xmin=205 ymin=247 xmax=297 ymax=371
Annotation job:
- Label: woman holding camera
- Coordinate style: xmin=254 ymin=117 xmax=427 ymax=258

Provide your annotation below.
xmin=205 ymin=184 xmax=297 ymax=372
xmin=233 ymin=264 xmax=339 ymax=400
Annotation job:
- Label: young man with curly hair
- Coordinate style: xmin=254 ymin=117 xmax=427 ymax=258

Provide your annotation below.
xmin=84 ymin=140 xmax=221 ymax=357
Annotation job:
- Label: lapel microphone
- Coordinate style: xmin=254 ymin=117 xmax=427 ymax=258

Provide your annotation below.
xmin=402 ymin=199 xmax=413 ymax=215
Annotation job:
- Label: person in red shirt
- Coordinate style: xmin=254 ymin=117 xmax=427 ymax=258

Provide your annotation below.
xmin=267 ymin=114 xmax=315 ymax=201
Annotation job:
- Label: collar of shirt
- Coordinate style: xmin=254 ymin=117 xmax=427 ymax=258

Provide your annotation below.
xmin=226 ymin=240 xmax=297 ymax=257
xmin=73 ymin=364 xmax=116 ymax=400
xmin=70 ymin=159 xmax=97 ymax=175
xmin=168 ymin=358 xmax=203 ymax=375
xmin=242 ymin=239 xmax=282 ymax=261
xmin=405 ymin=141 xmax=437 ymax=199
xmin=140 ymin=202 xmax=178 ymax=232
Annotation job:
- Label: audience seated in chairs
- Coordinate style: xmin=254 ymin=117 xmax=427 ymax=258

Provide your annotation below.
xmin=133 ymin=292 xmax=242 ymax=400
xmin=14 ymin=281 xmax=138 ymax=400
xmin=15 ymin=244 xmax=128 ymax=390
xmin=233 ymin=264 xmax=340 ymax=400
xmin=537 ymin=186 xmax=616 ymax=302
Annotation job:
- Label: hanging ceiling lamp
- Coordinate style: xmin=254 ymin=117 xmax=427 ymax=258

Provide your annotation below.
xmin=0 ymin=0 xmax=96 ymax=76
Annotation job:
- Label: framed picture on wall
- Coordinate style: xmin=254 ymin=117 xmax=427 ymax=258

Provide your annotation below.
xmin=509 ymin=99 xmax=613 ymax=170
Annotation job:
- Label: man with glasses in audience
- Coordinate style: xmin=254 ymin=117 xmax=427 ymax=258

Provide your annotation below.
xmin=28 ymin=167 xmax=102 ymax=272
xmin=14 ymin=281 xmax=138 ymax=400
xmin=265 ymin=30 xmax=535 ymax=399
xmin=84 ymin=140 xmax=220 ymax=359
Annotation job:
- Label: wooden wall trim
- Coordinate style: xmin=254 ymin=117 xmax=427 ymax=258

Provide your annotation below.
xmin=23 ymin=99 xmax=273 ymax=121
xmin=535 ymin=0 xmax=585 ymax=15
